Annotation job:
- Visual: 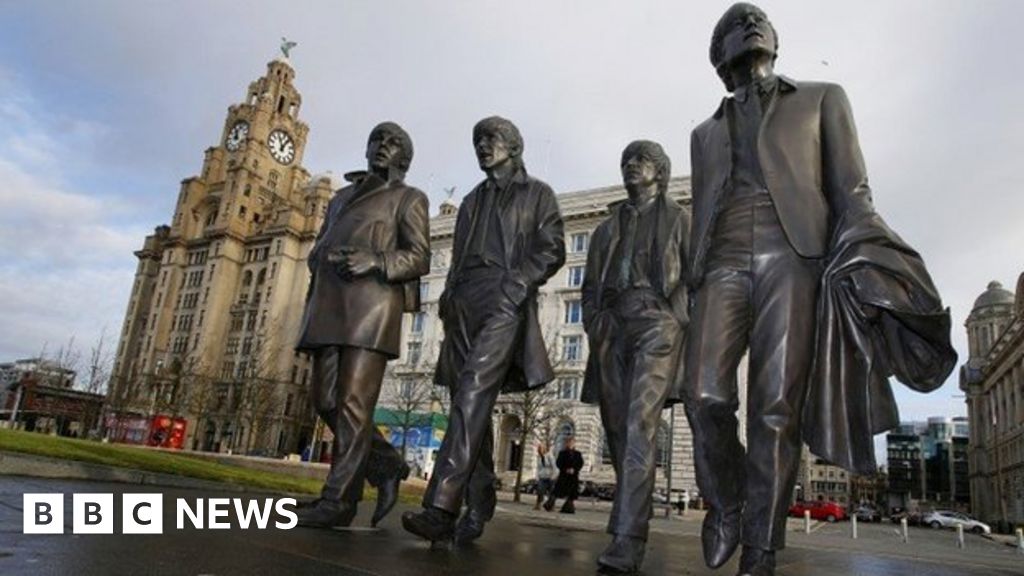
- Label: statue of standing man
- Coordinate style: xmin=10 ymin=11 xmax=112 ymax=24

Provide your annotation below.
xmin=685 ymin=4 xmax=955 ymax=576
xmin=580 ymin=140 xmax=690 ymax=573
xmin=403 ymin=116 xmax=566 ymax=544
xmin=295 ymin=122 xmax=430 ymax=529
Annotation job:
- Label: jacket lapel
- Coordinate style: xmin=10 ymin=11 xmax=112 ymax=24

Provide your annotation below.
xmin=757 ymin=75 xmax=798 ymax=157
xmin=655 ymin=195 xmax=682 ymax=295
xmin=598 ymin=204 xmax=622 ymax=290
xmin=497 ymin=170 xmax=529 ymax=264
xmin=344 ymin=173 xmax=390 ymax=210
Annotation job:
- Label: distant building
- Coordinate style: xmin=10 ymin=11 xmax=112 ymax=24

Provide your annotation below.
xmin=960 ymin=275 xmax=1024 ymax=527
xmin=5 ymin=373 xmax=103 ymax=437
xmin=796 ymin=444 xmax=851 ymax=505
xmin=886 ymin=417 xmax=970 ymax=511
xmin=0 ymin=358 xmax=76 ymax=417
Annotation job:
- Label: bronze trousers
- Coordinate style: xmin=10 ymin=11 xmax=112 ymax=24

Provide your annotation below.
xmin=594 ymin=288 xmax=682 ymax=539
xmin=425 ymin=272 xmax=521 ymax=519
xmin=311 ymin=345 xmax=403 ymax=503
xmin=684 ymin=195 xmax=822 ymax=551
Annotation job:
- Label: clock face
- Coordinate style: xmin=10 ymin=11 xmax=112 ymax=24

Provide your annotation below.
xmin=225 ymin=121 xmax=249 ymax=151
xmin=268 ymin=130 xmax=296 ymax=164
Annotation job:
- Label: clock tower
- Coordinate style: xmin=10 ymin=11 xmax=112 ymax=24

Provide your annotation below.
xmin=109 ymin=57 xmax=335 ymax=456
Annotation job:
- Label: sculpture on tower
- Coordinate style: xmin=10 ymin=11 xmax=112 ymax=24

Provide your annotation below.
xmin=683 ymin=4 xmax=956 ymax=575
xmin=280 ymin=37 xmax=297 ymax=59
xmin=294 ymin=121 xmax=430 ymax=529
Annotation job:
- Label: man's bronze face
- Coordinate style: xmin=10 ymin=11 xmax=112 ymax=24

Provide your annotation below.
xmin=474 ymin=130 xmax=513 ymax=172
xmin=720 ymin=4 xmax=776 ymax=67
xmin=366 ymin=130 xmax=406 ymax=172
xmin=621 ymin=153 xmax=659 ymax=190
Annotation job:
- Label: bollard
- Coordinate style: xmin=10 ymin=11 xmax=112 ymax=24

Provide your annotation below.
xmin=1016 ymin=528 xmax=1023 ymax=554
xmin=804 ymin=510 xmax=811 ymax=534
xmin=901 ymin=518 xmax=909 ymax=543
xmin=956 ymin=524 xmax=964 ymax=549
xmin=851 ymin=514 xmax=858 ymax=539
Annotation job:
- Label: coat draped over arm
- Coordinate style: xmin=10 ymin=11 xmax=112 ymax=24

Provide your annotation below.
xmin=803 ymin=208 xmax=957 ymax=474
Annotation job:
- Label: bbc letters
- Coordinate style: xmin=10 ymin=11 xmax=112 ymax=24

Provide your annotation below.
xmin=24 ymin=493 xmax=298 ymax=534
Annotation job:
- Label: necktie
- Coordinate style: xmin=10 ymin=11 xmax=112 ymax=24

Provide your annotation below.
xmin=617 ymin=204 xmax=639 ymax=291
xmin=473 ymin=180 xmax=497 ymax=258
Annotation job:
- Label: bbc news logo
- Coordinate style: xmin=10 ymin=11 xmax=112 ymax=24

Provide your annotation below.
xmin=23 ymin=494 xmax=298 ymax=534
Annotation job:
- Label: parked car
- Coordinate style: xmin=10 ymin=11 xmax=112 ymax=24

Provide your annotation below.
xmin=853 ymin=505 xmax=881 ymax=523
xmin=922 ymin=510 xmax=991 ymax=534
xmin=890 ymin=510 xmax=926 ymax=526
xmin=788 ymin=501 xmax=848 ymax=522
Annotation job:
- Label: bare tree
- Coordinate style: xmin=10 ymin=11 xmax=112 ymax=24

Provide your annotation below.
xmin=498 ymin=318 xmax=578 ymax=502
xmin=232 ymin=337 xmax=283 ymax=454
xmin=36 ymin=335 xmax=81 ymax=387
xmin=383 ymin=369 xmax=435 ymax=461
xmin=82 ymin=328 xmax=114 ymax=396
xmin=501 ymin=385 xmax=573 ymax=502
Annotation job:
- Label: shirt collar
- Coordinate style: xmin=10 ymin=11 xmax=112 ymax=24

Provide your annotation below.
xmin=486 ymin=166 xmax=528 ymax=190
xmin=733 ymin=74 xmax=778 ymax=103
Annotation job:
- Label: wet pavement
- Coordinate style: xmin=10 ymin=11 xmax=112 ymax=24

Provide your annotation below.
xmin=0 ymin=476 xmax=1021 ymax=575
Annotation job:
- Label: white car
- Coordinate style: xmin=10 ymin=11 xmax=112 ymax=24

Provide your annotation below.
xmin=922 ymin=510 xmax=991 ymax=534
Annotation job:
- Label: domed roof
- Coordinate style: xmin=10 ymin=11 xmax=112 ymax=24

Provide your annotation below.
xmin=309 ymin=171 xmax=341 ymax=191
xmin=973 ymin=281 xmax=1015 ymax=310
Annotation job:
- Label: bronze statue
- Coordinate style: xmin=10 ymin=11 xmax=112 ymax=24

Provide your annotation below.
xmin=295 ymin=122 xmax=431 ymax=528
xmin=685 ymin=4 xmax=956 ymax=575
xmin=580 ymin=140 xmax=689 ymax=573
xmin=402 ymin=116 xmax=566 ymax=544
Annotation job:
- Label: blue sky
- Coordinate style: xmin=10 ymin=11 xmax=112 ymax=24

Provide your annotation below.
xmin=1 ymin=1 xmax=1023 ymax=460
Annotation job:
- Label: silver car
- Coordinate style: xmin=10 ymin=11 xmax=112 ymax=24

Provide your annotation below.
xmin=922 ymin=510 xmax=991 ymax=534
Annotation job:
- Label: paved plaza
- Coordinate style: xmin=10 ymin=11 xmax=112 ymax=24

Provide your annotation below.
xmin=0 ymin=476 xmax=1021 ymax=576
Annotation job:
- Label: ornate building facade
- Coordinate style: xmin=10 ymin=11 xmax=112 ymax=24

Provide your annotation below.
xmin=961 ymin=276 xmax=1024 ymax=527
xmin=108 ymin=58 xmax=333 ymax=454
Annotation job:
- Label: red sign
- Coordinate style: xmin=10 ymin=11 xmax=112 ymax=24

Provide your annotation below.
xmin=147 ymin=415 xmax=188 ymax=449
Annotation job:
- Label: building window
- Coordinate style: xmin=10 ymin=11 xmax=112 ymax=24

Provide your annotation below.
xmin=419 ymin=281 xmax=429 ymax=302
xmin=562 ymin=335 xmax=582 ymax=362
xmin=567 ymin=266 xmax=584 ymax=287
xmin=564 ymin=300 xmax=582 ymax=324
xmin=411 ymin=312 xmax=425 ymax=333
xmin=570 ymin=232 xmax=589 ymax=253
xmin=407 ymin=342 xmax=422 ymax=365
xmin=557 ymin=378 xmax=579 ymax=400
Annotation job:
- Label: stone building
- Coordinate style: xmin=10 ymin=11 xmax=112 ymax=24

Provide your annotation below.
xmin=108 ymin=57 xmax=332 ymax=454
xmin=960 ymin=276 xmax=1024 ymax=527
xmin=796 ymin=444 xmax=851 ymax=505
xmin=379 ymin=178 xmax=703 ymax=497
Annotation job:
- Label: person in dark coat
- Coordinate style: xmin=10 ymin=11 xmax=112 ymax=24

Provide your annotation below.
xmin=544 ymin=437 xmax=584 ymax=514
xmin=403 ymin=116 xmax=566 ymax=544
xmin=684 ymin=5 xmax=954 ymax=576
xmin=580 ymin=140 xmax=689 ymax=573
xmin=294 ymin=122 xmax=430 ymax=529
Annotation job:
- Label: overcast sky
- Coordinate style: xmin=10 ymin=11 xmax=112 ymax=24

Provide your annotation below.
xmin=1 ymin=1 xmax=1022 ymax=456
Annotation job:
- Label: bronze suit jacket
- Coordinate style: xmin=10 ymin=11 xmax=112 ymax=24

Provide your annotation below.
xmin=579 ymin=193 xmax=690 ymax=405
xmin=689 ymin=75 xmax=873 ymax=286
xmin=434 ymin=169 xmax=565 ymax=392
xmin=297 ymin=173 xmax=430 ymax=358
